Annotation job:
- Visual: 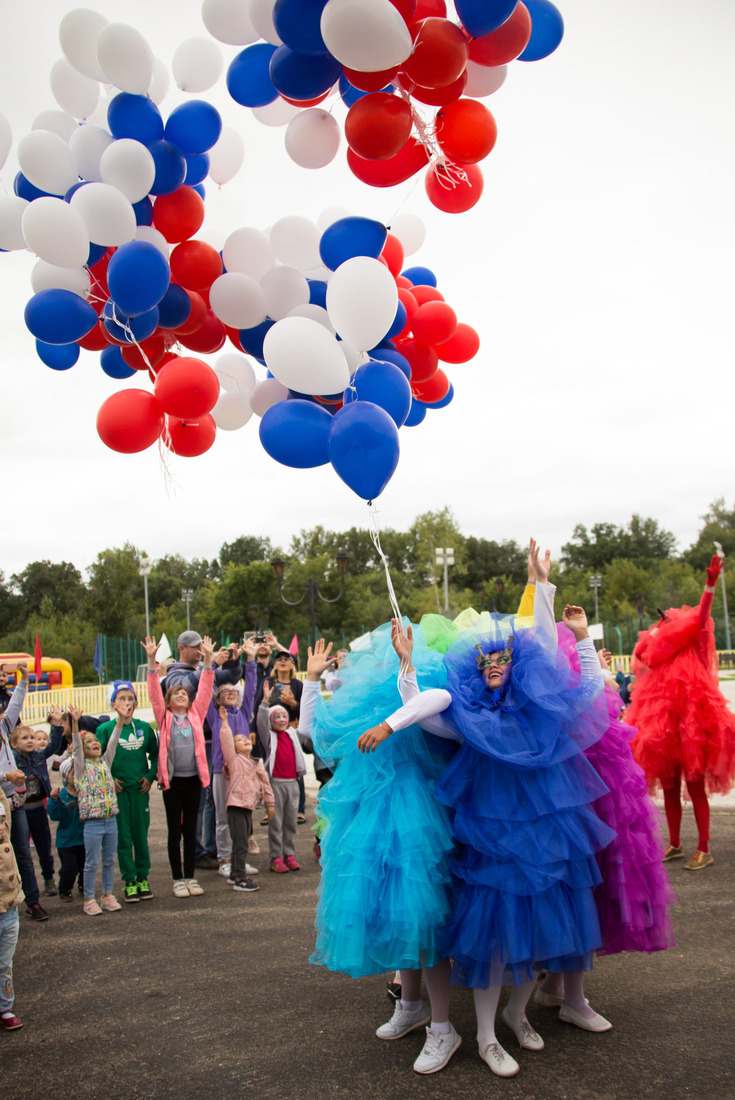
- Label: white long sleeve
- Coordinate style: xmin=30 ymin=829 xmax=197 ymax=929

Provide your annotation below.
xmin=533 ymin=582 xmax=557 ymax=652
xmin=577 ymin=637 xmax=604 ymax=682
xmin=298 ymin=679 xmax=320 ymax=737
xmin=386 ymin=682 xmax=459 ymax=741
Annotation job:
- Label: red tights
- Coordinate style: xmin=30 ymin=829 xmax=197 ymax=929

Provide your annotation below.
xmin=662 ymin=770 xmax=710 ymax=852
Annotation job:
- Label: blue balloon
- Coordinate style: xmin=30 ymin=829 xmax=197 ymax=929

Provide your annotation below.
xmin=100 ymin=344 xmax=136 ymax=380
xmin=319 ymin=217 xmax=387 ymax=271
xmin=371 ymin=348 xmax=411 ymax=379
xmin=87 ymin=242 xmax=108 ymax=267
xmin=329 ymin=401 xmax=400 ymax=500
xmin=25 ymin=290 xmax=97 ymax=345
xmin=14 ymin=173 xmax=52 ymax=202
xmin=260 ymin=399 xmax=332 ymax=468
xmin=157 ymin=283 xmax=191 ymax=329
xmin=147 ymin=140 xmax=187 ymax=196
xmin=338 ymin=74 xmax=394 ymax=107
xmin=107 ymin=241 xmax=170 ymax=316
xmin=343 ymin=361 xmax=412 ymax=428
xmin=132 ymin=197 xmax=154 ymax=226
xmin=454 ymin=0 xmax=518 ymax=37
xmin=227 ymin=44 xmax=279 ymax=107
xmin=422 ymin=382 xmax=455 ymax=410
xmin=239 ymin=319 xmax=274 ymax=359
xmin=273 ymin=0 xmax=329 ymax=55
xmin=269 ymin=46 xmax=342 ymax=101
xmin=401 ymin=265 xmax=437 ymax=287
xmin=308 ymin=279 xmax=328 ymax=308
xmin=35 ymin=340 xmax=80 ymax=371
xmin=64 ymin=181 xmax=88 ymax=202
xmin=385 ymin=301 xmax=408 ymax=340
xmin=184 ymin=152 xmax=210 ymax=186
xmin=519 ymin=0 xmax=564 ymax=60
xmin=403 ymin=399 xmax=427 ymax=427
xmin=108 ymin=93 xmax=164 ymax=143
xmin=165 ymin=101 xmax=222 ymax=156
xmin=192 ymin=183 xmax=206 ymax=200
xmin=102 ymin=300 xmax=159 ymax=344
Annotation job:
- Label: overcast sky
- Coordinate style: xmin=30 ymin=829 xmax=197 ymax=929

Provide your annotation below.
xmin=0 ymin=0 xmax=733 ymax=581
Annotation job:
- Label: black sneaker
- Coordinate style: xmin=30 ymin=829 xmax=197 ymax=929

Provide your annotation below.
xmin=59 ymin=891 xmax=73 ymax=902
xmin=25 ymin=903 xmax=49 ymax=921
xmin=195 ymin=854 xmax=219 ymax=869
xmin=44 ymin=879 xmax=58 ymax=897
xmin=233 ymin=877 xmax=259 ymax=892
xmin=124 ymin=883 xmax=140 ymax=903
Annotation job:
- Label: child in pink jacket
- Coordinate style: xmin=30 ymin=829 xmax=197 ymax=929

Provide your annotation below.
xmin=144 ymin=634 xmax=214 ymax=899
xmin=219 ymin=706 xmax=274 ymax=892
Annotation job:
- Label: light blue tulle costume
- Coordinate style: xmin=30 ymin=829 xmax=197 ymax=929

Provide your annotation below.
xmin=307 ymin=623 xmax=455 ymax=978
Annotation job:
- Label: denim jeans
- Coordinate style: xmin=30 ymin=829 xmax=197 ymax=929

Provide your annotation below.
xmin=82 ymin=817 xmax=118 ymax=899
xmin=25 ymin=803 xmax=55 ymax=881
xmin=0 ymin=908 xmax=19 ymax=1012
xmin=10 ymin=807 xmax=39 ymax=907
xmin=195 ymin=742 xmax=216 ymax=860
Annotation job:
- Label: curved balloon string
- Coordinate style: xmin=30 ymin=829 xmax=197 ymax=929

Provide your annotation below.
xmin=367 ymin=499 xmax=410 ymax=677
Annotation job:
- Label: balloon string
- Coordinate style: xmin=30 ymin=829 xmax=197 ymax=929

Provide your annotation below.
xmin=367 ymin=499 xmax=410 ymax=677
xmin=157 ymin=416 xmax=179 ymax=497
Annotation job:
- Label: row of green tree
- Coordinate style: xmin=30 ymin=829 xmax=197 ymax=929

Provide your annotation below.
xmin=3 ymin=500 xmax=734 ymax=683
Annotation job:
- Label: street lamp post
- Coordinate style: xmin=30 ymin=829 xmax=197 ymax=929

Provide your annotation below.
xmin=270 ymin=552 xmax=349 ymax=648
xmin=494 ymin=577 xmax=505 ymax=614
xmin=476 ymin=584 xmax=486 ymax=613
xmin=251 ymin=604 xmax=270 ymax=634
xmin=635 ymin=592 xmax=645 ymax=634
xmin=139 ymin=554 xmax=152 ymax=638
xmin=714 ymin=541 xmax=732 ymax=650
xmin=589 ymin=574 xmax=602 ymax=623
xmin=435 ymin=548 xmax=455 ymax=613
xmin=181 ymin=588 xmax=194 ymax=631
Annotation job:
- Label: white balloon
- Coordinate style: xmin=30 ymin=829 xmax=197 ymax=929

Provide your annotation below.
xmin=22 ymin=197 xmax=90 ymax=267
xmin=249 ymin=377 xmax=288 ymax=417
xmin=316 ymin=206 xmax=351 ymax=232
xmin=210 ymin=272 xmax=267 ymax=329
xmin=100 ymin=139 xmax=155 ymax=203
xmin=248 ymin=0 xmax=282 ymax=45
xmin=96 ymin=23 xmax=154 ymax=95
xmin=261 ymin=266 xmax=309 ymax=320
xmin=173 ymin=37 xmax=224 ymax=93
xmin=135 ymin=225 xmax=169 ymax=257
xmin=252 ymin=98 xmax=300 ymax=127
xmin=70 ymin=182 xmax=136 ymax=246
xmin=31 ymin=259 xmax=91 ymax=298
xmin=0 ymin=112 xmax=11 ymax=169
xmin=148 ymin=58 xmax=171 ymax=104
xmin=326 ymin=256 xmax=398 ymax=351
xmin=202 ymin=0 xmax=259 ymax=44
xmin=337 ymin=340 xmax=368 ymax=373
xmin=17 ymin=131 xmax=78 ymax=196
xmin=32 ymin=110 xmax=77 ymax=141
xmin=269 ymin=216 xmax=321 ymax=271
xmin=59 ymin=8 xmax=108 ymax=81
xmin=208 ymin=126 xmax=245 ymax=185
xmin=215 ymin=352 xmax=257 ymax=393
xmin=288 ymin=303 xmax=335 ymax=336
xmin=50 ymin=57 xmax=99 ymax=120
xmin=212 ymin=391 xmax=254 ymax=430
xmin=285 ymin=109 xmax=340 ymax=170
xmin=0 ymin=196 xmax=29 ymax=251
xmin=390 ymin=212 xmax=426 ymax=256
xmin=320 ymin=0 xmax=412 ymax=72
xmin=464 ymin=60 xmax=507 ymax=98
xmin=69 ymin=124 xmax=112 ymax=182
xmin=223 ymin=227 xmax=274 ymax=279
xmin=264 ymin=317 xmax=350 ymax=395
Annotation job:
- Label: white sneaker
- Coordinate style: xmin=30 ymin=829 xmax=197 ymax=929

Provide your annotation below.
xmin=376 ymin=1001 xmax=431 ymax=1040
xmin=479 ymin=1041 xmax=519 ymax=1078
xmin=413 ymin=1025 xmax=462 ymax=1074
xmin=501 ymin=1007 xmax=545 ymax=1050
xmin=245 ymin=863 xmax=259 ymax=876
xmin=186 ymin=879 xmax=204 ymax=896
xmin=218 ymin=862 xmax=231 ymax=878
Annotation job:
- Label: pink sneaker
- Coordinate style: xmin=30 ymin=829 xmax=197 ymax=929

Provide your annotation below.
xmin=284 ymin=855 xmax=301 ymax=871
xmin=83 ymin=898 xmax=103 ymax=916
xmin=100 ymin=894 xmax=122 ymax=912
xmin=270 ymin=857 xmax=289 ymax=873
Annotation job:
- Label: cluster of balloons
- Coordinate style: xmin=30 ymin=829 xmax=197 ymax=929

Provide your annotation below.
xmin=217 ymin=0 xmax=564 ymax=212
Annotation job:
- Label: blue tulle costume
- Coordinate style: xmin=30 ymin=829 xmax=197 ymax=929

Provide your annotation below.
xmin=431 ymin=617 xmax=615 ymax=989
xmin=308 ymin=622 xmax=455 ymax=978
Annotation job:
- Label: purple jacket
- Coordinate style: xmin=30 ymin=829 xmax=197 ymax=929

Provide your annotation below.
xmin=207 ymin=660 xmax=257 ymax=773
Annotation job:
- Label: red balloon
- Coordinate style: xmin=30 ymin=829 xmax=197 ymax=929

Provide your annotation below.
xmin=467 ymin=3 xmax=532 ymax=66
xmin=399 ymin=338 xmax=438 ymax=382
xmin=381 ymin=233 xmax=405 ymax=276
xmin=88 ymin=250 xmax=111 ymax=299
xmin=411 ymin=366 xmax=449 ymax=402
xmin=410 ymin=284 xmax=445 ymax=305
xmin=152 ymin=186 xmax=205 ymax=243
xmin=96 ymin=389 xmax=164 ymax=454
xmin=342 ymin=65 xmax=398 ymax=92
xmin=281 ymin=89 xmax=332 ymax=107
xmin=387 ymin=0 xmax=417 ymax=24
xmin=412 ymin=0 xmax=446 ymax=19
xmin=225 ymin=325 xmax=245 ymax=352
xmin=178 ymin=310 xmax=226 ymax=354
xmin=435 ymin=322 xmax=480 ymax=363
xmin=163 ymin=414 xmax=217 ymax=457
xmin=408 ymin=70 xmax=467 ymax=106
xmin=347 ymin=138 xmax=428 ymax=187
xmin=345 ymin=93 xmax=413 ymax=161
xmin=154 ymin=356 xmax=220 ymax=418
xmin=396 ymin=275 xmax=413 ymax=289
xmin=398 ymin=287 xmax=418 ymax=316
xmin=436 ymin=99 xmax=497 ymax=163
xmin=174 ymin=290 xmax=207 ymax=335
xmin=425 ymin=162 xmax=484 ymax=213
xmin=402 ymin=18 xmax=468 ymax=89
xmin=169 ymin=240 xmax=223 ymax=291
xmin=78 ymin=321 xmax=110 ymax=351
xmin=121 ymin=334 xmax=167 ymax=370
xmin=411 ymin=301 xmax=457 ymax=345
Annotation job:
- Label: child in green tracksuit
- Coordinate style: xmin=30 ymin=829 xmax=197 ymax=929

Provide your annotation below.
xmin=96 ymin=681 xmax=158 ymax=904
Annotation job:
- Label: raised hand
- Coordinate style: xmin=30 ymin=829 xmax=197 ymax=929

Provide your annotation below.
xmin=201 ymin=636 xmax=215 ymax=666
xmin=306 ymin=638 xmax=334 ymax=681
xmin=562 ymin=605 xmax=589 ymax=641
xmin=706 ymin=552 xmax=725 ymax=587
xmin=17 ymin=661 xmax=29 ymax=681
xmin=241 ymin=636 xmax=256 ymax=662
xmin=391 ymin=619 xmax=414 ymax=671
xmin=262 ymin=682 xmax=274 ymax=703
xmin=598 ymin=648 xmax=612 ymax=672
xmin=141 ymin=635 xmax=159 ymax=661
xmin=529 ymin=538 xmax=551 ymax=584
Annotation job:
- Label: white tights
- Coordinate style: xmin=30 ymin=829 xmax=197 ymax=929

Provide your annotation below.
xmin=474 ymin=980 xmax=535 ymax=1048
